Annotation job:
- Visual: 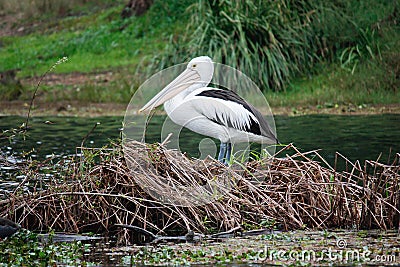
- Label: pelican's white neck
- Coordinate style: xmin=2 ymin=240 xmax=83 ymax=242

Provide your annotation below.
xmin=164 ymin=81 xmax=207 ymax=113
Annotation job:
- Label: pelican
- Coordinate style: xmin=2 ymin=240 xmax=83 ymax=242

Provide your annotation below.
xmin=140 ymin=56 xmax=278 ymax=164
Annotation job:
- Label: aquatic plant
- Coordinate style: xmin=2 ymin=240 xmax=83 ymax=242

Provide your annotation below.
xmin=0 ymin=229 xmax=85 ymax=265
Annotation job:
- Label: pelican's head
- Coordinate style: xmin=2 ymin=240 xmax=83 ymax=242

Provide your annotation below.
xmin=186 ymin=56 xmax=213 ymax=86
xmin=140 ymin=56 xmax=214 ymax=112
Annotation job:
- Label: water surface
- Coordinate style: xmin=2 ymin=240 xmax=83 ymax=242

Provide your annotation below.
xmin=0 ymin=114 xmax=399 ymax=171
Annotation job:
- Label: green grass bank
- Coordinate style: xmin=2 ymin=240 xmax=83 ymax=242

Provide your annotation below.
xmin=0 ymin=0 xmax=399 ymax=111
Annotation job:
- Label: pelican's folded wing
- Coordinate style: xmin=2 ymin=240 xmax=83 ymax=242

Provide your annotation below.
xmin=184 ymin=89 xmax=259 ymax=134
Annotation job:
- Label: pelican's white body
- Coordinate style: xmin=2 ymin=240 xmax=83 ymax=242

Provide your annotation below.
xmin=164 ymin=86 xmax=273 ymax=144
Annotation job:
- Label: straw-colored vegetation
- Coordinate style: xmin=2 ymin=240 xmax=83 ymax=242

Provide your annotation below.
xmin=1 ymin=141 xmax=398 ymax=240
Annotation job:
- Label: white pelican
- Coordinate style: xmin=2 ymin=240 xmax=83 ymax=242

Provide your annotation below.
xmin=140 ymin=56 xmax=278 ymax=163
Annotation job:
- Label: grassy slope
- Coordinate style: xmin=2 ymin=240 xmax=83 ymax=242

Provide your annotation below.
xmin=0 ymin=2 xmax=185 ymax=75
xmin=0 ymin=1 xmax=398 ymax=108
xmin=266 ymin=0 xmax=400 ymax=108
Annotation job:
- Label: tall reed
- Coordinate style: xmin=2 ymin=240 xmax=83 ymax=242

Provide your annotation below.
xmin=156 ymin=0 xmax=397 ymax=92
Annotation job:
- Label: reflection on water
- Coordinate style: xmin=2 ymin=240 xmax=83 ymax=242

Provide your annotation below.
xmin=0 ymin=114 xmax=399 ymax=171
xmin=278 ymin=114 xmax=399 ymax=167
xmin=0 ymin=116 xmax=122 ymax=160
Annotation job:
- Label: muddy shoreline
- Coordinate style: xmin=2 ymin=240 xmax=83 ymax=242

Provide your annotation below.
xmin=1 ymin=101 xmax=399 ymax=117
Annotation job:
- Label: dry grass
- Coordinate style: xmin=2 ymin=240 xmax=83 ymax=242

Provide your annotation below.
xmin=0 ymin=141 xmax=399 ymax=242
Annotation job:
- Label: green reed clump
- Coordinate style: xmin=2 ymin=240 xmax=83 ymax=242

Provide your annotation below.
xmin=189 ymin=0 xmax=327 ymax=91
xmin=158 ymin=0 xmax=398 ymax=92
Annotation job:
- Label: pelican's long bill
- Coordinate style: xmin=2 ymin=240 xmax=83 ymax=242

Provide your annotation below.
xmin=139 ymin=68 xmax=201 ymax=112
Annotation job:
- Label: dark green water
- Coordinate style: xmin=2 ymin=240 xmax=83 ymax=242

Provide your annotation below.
xmin=0 ymin=114 xmax=399 ymax=171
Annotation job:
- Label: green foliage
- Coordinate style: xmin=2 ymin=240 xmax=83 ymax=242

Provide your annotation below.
xmin=0 ymin=0 xmax=398 ymax=105
xmin=189 ymin=0 xmax=328 ymax=91
xmin=159 ymin=0 xmax=398 ymax=92
xmin=126 ymin=245 xmax=248 ymax=265
xmin=266 ymin=50 xmax=400 ymax=108
xmin=0 ymin=229 xmax=86 ymax=266
xmin=0 ymin=1 xmax=192 ymax=77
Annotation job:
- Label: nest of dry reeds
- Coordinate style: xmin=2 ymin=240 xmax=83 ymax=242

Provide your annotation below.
xmin=1 ymin=141 xmax=399 ymax=238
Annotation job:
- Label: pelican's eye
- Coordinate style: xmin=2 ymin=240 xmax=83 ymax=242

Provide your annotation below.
xmin=192 ymin=64 xmax=197 ymax=68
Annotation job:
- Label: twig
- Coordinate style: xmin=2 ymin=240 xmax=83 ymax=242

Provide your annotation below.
xmin=24 ymin=57 xmax=68 ymax=130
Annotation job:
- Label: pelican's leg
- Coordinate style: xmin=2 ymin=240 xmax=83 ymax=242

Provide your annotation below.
xmin=218 ymin=143 xmax=227 ymax=162
xmin=225 ymin=143 xmax=232 ymax=164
